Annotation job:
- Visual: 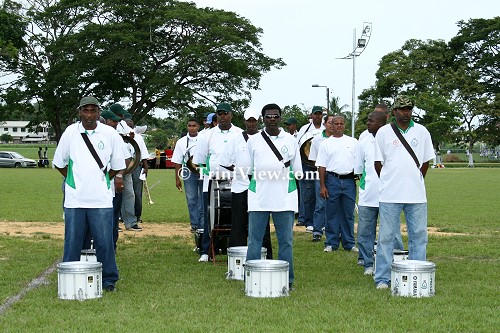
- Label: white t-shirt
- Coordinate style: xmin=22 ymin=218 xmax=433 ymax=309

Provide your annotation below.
xmin=315 ymin=135 xmax=358 ymax=173
xmin=53 ymin=122 xmax=126 ymax=208
xmin=218 ymin=131 xmax=254 ymax=194
xmin=358 ymin=129 xmax=370 ymax=142
xmin=247 ymin=129 xmax=302 ymax=212
xmin=354 ymin=134 xmax=379 ymax=207
xmin=308 ymin=130 xmax=328 ymax=162
xmin=193 ymin=124 xmax=243 ymax=192
xmin=296 ymin=122 xmax=325 ymax=145
xmin=374 ymin=123 xmax=435 ymax=203
xmin=132 ymin=132 xmax=149 ymax=161
xmin=171 ymin=134 xmax=198 ymax=165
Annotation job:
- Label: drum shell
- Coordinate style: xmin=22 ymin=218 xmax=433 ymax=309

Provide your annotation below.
xmin=226 ymin=247 xmax=267 ymax=281
xmin=391 ymin=260 xmax=436 ymax=297
xmin=244 ymin=259 xmax=289 ymax=298
xmin=57 ymin=261 xmax=102 ymax=300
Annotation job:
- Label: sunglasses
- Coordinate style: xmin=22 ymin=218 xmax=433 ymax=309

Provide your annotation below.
xmin=264 ymin=114 xmax=280 ymax=119
xmin=216 ymin=111 xmax=230 ymax=116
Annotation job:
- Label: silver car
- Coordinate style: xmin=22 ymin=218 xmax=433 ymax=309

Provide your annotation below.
xmin=0 ymin=151 xmax=37 ymax=168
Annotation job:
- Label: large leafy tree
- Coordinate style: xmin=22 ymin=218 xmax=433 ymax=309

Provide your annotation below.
xmin=0 ymin=0 xmax=284 ymax=141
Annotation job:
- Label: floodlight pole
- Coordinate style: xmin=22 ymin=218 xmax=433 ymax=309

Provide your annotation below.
xmin=311 ymin=84 xmax=330 ymax=113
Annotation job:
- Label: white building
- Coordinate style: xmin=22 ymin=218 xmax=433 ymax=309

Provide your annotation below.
xmin=0 ymin=121 xmax=49 ymax=143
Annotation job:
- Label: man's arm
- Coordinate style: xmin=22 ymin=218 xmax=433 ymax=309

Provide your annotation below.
xmin=55 ymin=166 xmax=67 ymax=178
xmin=319 ymin=166 xmax=328 ymax=199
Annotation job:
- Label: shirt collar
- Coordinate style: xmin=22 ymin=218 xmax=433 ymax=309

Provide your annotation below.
xmin=394 ymin=119 xmax=415 ymax=134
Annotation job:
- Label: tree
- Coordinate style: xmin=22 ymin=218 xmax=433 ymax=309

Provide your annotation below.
xmin=0 ymin=0 xmax=284 ymax=142
xmin=0 ymin=133 xmax=13 ymax=142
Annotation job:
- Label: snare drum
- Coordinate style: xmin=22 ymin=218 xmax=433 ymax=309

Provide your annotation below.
xmin=244 ymin=260 xmax=289 ymax=298
xmin=391 ymin=260 xmax=436 ymax=297
xmin=226 ymin=247 xmax=267 ymax=281
xmin=373 ymin=248 xmax=408 ymax=272
xmin=80 ymin=249 xmax=97 ymax=262
xmin=208 ymin=179 xmax=232 ymax=234
xmin=57 ymin=261 xmax=102 ymax=300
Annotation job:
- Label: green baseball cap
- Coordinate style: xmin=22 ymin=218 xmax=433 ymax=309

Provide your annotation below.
xmin=79 ymin=96 xmax=100 ymax=108
xmin=311 ymin=106 xmax=323 ymax=114
xmin=284 ymin=117 xmax=297 ymax=125
xmin=101 ymin=110 xmax=121 ymax=122
xmin=393 ymin=95 xmax=415 ymax=109
xmin=109 ymin=103 xmax=126 ymax=115
xmin=216 ymin=102 xmax=232 ymax=112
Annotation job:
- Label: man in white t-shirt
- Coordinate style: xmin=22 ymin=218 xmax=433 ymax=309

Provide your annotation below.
xmin=218 ymin=108 xmax=273 ymax=259
xmin=172 ymin=118 xmax=204 ymax=232
xmin=192 ymin=103 xmax=243 ymax=262
xmin=358 ymin=103 xmax=390 ymax=142
xmin=246 ymin=103 xmax=302 ymax=290
xmin=296 ymin=106 xmax=325 ymax=231
xmin=53 ymin=96 xmax=126 ymax=292
xmin=308 ymin=114 xmax=334 ymax=242
xmin=316 ymin=115 xmax=358 ymax=253
xmin=373 ymin=95 xmax=435 ymax=290
xmin=354 ymin=111 xmax=404 ymax=276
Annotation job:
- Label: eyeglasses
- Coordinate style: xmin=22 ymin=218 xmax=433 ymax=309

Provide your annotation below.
xmin=264 ymin=114 xmax=280 ymax=119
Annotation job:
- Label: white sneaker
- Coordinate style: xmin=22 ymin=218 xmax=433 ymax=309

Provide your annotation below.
xmin=305 ymin=226 xmax=314 ymax=233
xmin=376 ymin=283 xmax=389 ymax=289
xmin=364 ymin=267 xmax=374 ymax=275
xmin=198 ymin=254 xmax=209 ymax=262
xmin=324 ymin=246 xmax=333 ymax=252
xmin=348 ymin=246 xmax=359 ymax=252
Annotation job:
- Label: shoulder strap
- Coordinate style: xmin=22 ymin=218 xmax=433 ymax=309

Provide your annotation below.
xmin=390 ymin=123 xmax=420 ymax=168
xmin=242 ymin=131 xmax=249 ymax=142
xmin=261 ymin=131 xmax=290 ymax=167
xmin=81 ymin=132 xmax=107 ymax=175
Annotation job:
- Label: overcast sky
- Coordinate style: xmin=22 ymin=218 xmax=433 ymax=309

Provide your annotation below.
xmin=183 ymin=0 xmax=499 ymax=115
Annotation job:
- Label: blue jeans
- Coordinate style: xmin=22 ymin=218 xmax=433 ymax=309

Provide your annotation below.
xmin=313 ymin=180 xmax=326 ymax=236
xmin=357 ymin=206 xmax=404 ymax=269
xmin=121 ymin=174 xmax=137 ymax=228
xmin=300 ymin=163 xmax=316 ymax=227
xmin=63 ymin=208 xmax=119 ymax=288
xmin=374 ymin=203 xmax=428 ymax=285
xmin=247 ymin=211 xmax=294 ymax=283
xmin=324 ymin=174 xmax=356 ymax=250
xmin=184 ymin=172 xmax=204 ymax=229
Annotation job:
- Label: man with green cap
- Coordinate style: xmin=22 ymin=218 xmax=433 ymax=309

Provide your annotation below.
xmin=373 ymin=95 xmax=434 ymax=290
xmin=284 ymin=117 xmax=298 ymax=138
xmin=192 ymin=102 xmax=243 ymax=262
xmin=296 ymin=106 xmax=325 ymax=231
xmin=53 ymin=96 xmax=126 ymax=292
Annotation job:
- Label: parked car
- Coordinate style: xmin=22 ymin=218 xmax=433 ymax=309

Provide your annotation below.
xmin=0 ymin=151 xmax=37 ymax=168
xmin=146 ymin=149 xmax=175 ymax=169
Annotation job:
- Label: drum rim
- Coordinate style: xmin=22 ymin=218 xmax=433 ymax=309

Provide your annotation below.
xmin=245 ymin=259 xmax=289 ymax=271
xmin=57 ymin=261 xmax=102 ymax=271
xmin=391 ymin=259 xmax=436 ymax=271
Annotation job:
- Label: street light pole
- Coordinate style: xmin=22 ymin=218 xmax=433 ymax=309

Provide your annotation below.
xmin=337 ymin=22 xmax=372 ymax=137
xmin=312 ymin=84 xmax=330 ymax=113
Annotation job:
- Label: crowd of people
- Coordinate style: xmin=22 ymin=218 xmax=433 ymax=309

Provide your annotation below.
xmin=54 ymin=94 xmax=434 ymax=292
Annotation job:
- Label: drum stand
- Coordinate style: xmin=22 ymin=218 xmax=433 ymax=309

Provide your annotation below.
xmin=209 ymin=226 xmax=231 ymax=265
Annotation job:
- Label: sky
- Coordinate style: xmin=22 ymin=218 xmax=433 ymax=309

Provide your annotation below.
xmin=178 ymin=0 xmax=499 ymax=116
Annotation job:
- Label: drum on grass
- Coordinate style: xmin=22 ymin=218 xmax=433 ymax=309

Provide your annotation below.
xmin=226 ymin=247 xmax=267 ymax=281
xmin=391 ymin=260 xmax=436 ymax=297
xmin=373 ymin=248 xmax=408 ymax=272
xmin=80 ymin=249 xmax=97 ymax=262
xmin=57 ymin=261 xmax=102 ymax=300
xmin=244 ymin=260 xmax=289 ymax=298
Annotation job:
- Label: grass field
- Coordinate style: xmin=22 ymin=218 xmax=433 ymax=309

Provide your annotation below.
xmin=0 ymin=167 xmax=499 ymax=332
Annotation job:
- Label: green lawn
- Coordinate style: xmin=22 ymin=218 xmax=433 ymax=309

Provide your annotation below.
xmin=0 ymin=167 xmax=499 ymax=332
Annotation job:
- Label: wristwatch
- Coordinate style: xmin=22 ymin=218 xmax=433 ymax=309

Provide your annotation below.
xmin=115 ymin=174 xmax=123 ymax=179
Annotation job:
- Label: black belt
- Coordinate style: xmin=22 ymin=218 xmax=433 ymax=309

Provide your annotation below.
xmin=327 ymin=171 xmax=356 ymax=179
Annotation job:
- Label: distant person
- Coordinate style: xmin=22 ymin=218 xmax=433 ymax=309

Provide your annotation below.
xmin=316 ymin=115 xmax=358 ymax=253
xmin=37 ymin=147 xmax=44 ymax=168
xmin=358 ymin=103 xmax=390 ymax=141
xmin=53 ymin=96 xmax=126 ymax=292
xmin=373 ymin=95 xmax=435 ymax=290
xmin=155 ymin=147 xmax=161 ymax=169
xmin=43 ymin=147 xmax=49 ymax=167
xmin=284 ymin=117 xmax=298 ymax=138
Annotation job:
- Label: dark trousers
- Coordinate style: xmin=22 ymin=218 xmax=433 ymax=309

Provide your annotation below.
xmin=229 ymin=191 xmax=273 ymax=259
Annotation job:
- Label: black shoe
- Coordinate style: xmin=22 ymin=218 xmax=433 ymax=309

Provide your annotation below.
xmin=312 ymin=235 xmax=321 ymax=242
xmin=104 ymin=285 xmax=115 ymax=292
xmin=288 ymin=283 xmax=294 ymax=291
xmin=127 ymin=224 xmax=142 ymax=231
xmin=137 ymin=218 xmax=143 ymax=224
xmin=295 ymin=221 xmax=305 ymax=227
